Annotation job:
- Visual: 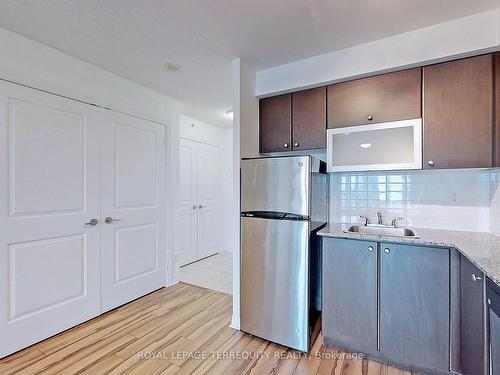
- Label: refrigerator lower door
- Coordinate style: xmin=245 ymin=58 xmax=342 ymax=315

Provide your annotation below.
xmin=241 ymin=216 xmax=309 ymax=352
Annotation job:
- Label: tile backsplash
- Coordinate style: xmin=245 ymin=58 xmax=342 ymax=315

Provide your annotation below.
xmin=330 ymin=169 xmax=500 ymax=233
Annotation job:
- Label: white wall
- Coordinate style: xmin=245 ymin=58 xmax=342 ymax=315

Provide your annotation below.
xmin=0 ymin=26 xmax=181 ymax=285
xmin=180 ymin=114 xmax=226 ymax=146
xmin=231 ymin=59 xmax=259 ymax=330
xmin=221 ymin=128 xmax=235 ymax=253
xmin=239 ymin=62 xmax=260 ymax=159
xmin=256 ymin=8 xmax=500 ymax=96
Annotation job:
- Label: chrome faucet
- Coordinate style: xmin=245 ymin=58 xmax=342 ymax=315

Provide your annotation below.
xmin=391 ymin=217 xmax=404 ymax=228
xmin=377 ymin=212 xmax=383 ymax=225
xmin=360 ymin=215 xmax=369 ymax=226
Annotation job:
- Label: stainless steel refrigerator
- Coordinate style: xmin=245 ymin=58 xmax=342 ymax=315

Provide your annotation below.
xmin=240 ymin=155 xmax=328 ymax=352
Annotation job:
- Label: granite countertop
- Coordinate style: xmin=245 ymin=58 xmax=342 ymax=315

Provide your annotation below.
xmin=310 ymin=221 xmax=327 ymax=233
xmin=318 ymin=223 xmax=500 ymax=287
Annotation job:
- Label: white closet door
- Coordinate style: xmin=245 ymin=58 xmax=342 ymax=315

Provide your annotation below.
xmin=176 ymin=138 xmax=198 ymax=266
xmin=100 ymin=112 xmax=166 ymax=312
xmin=0 ymin=81 xmax=102 ymax=358
xmin=196 ymin=142 xmax=219 ymax=258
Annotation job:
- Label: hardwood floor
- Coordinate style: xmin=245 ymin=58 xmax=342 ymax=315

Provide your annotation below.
xmin=0 ymin=283 xmax=413 ymax=374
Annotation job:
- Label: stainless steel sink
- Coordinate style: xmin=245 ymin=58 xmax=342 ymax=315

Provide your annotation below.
xmin=344 ymin=225 xmax=419 ymax=238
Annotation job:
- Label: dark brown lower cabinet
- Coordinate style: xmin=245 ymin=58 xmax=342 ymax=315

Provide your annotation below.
xmin=323 ymin=238 xmax=452 ymax=374
xmin=460 ymin=256 xmax=486 ymax=375
xmin=488 ymin=279 xmax=500 ymax=375
xmin=322 ymin=238 xmax=377 ymax=355
xmin=379 ymin=243 xmax=450 ymax=374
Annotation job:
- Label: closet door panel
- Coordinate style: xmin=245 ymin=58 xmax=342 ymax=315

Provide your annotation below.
xmin=0 ymin=81 xmax=102 ymax=358
xmin=197 ymin=142 xmax=220 ymax=258
xmin=100 ymin=112 xmax=166 ymax=312
xmin=176 ymin=138 xmax=198 ymax=266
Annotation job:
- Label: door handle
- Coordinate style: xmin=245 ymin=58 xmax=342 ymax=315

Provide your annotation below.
xmin=84 ymin=218 xmax=99 ymax=226
xmin=104 ymin=216 xmax=122 ymax=224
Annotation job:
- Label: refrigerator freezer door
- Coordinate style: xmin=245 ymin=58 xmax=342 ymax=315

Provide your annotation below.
xmin=241 ymin=156 xmax=310 ymax=217
xmin=240 ymin=216 xmax=309 ymax=352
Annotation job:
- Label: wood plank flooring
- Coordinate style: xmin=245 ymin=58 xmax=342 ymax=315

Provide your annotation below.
xmin=0 ymin=283 xmax=413 ymax=374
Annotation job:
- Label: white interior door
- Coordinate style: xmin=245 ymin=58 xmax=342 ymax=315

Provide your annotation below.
xmin=0 ymin=81 xmax=102 ymax=358
xmin=196 ymin=142 xmax=219 ymax=258
xmin=176 ymin=138 xmax=198 ymax=266
xmin=100 ymin=112 xmax=166 ymax=312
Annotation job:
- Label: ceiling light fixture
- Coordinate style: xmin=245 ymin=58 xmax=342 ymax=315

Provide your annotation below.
xmin=360 ymin=143 xmax=372 ymax=149
xmin=164 ymin=62 xmax=182 ymax=72
xmin=225 ymin=109 xmax=234 ymax=119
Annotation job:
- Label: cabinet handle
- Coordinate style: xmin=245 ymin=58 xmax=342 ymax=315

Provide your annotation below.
xmin=472 ymin=274 xmax=483 ymax=282
xmin=367 ymin=115 xmax=373 ymax=121
xmin=384 ymin=248 xmax=390 ymax=254
xmin=283 ymin=143 xmax=289 ymax=148
xmin=427 ymin=160 xmax=435 ymax=166
xmin=294 ymin=141 xmax=299 ymax=147
xmin=192 ymin=205 xmax=197 ymax=210
xmin=368 ymin=246 xmax=374 ymax=252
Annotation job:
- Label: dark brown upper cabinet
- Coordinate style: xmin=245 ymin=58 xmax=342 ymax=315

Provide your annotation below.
xmin=327 ymin=68 xmax=421 ymax=128
xmin=259 ymin=94 xmax=291 ymax=153
xmin=291 ymin=87 xmax=326 ymax=150
xmin=423 ymin=55 xmax=493 ymax=169
xmin=495 ymin=53 xmax=500 ymax=167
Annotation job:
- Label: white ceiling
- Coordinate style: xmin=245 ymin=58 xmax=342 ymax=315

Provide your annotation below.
xmin=0 ymin=0 xmax=498 ymax=128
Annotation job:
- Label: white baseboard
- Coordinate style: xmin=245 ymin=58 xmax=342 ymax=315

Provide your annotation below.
xmin=230 ymin=314 xmax=240 ymax=330
xmin=168 ymin=271 xmax=180 ymax=286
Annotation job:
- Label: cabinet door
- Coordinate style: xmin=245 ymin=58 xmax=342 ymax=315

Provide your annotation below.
xmin=491 ymin=308 xmax=500 ymax=375
xmin=488 ymin=280 xmax=500 ymax=375
xmin=327 ymin=68 xmax=421 ymax=128
xmin=495 ymin=54 xmax=500 ymax=167
xmin=322 ymin=238 xmax=377 ymax=354
xmin=291 ymin=87 xmax=326 ymax=150
xmin=380 ymin=243 xmax=449 ymax=373
xmin=423 ymin=55 xmax=493 ymax=169
xmin=460 ymin=256 xmax=486 ymax=375
xmin=259 ymin=94 xmax=291 ymax=153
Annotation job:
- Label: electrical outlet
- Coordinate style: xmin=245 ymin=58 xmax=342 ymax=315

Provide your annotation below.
xmin=449 ymin=191 xmax=457 ymax=204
